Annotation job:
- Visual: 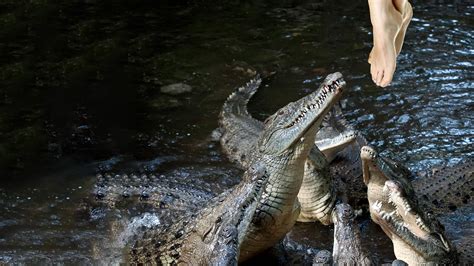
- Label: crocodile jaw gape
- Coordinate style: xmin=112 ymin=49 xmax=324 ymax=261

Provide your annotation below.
xmin=258 ymin=72 xmax=345 ymax=156
xmin=361 ymin=145 xmax=414 ymax=206
xmin=361 ymin=146 xmax=457 ymax=265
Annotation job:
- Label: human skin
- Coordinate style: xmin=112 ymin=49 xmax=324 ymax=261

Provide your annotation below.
xmin=368 ymin=0 xmax=413 ymax=87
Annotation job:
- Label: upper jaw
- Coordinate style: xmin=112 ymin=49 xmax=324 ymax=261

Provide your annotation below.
xmin=259 ymin=72 xmax=345 ymax=155
xmin=370 ymin=178 xmax=452 ymax=260
xmin=287 ymin=73 xmax=345 ymax=146
xmin=361 ymin=146 xmax=382 ymax=185
xmin=315 ymin=130 xmax=357 ymax=162
xmin=362 ymin=147 xmax=453 ymax=258
xmin=384 ymin=181 xmax=452 ymax=251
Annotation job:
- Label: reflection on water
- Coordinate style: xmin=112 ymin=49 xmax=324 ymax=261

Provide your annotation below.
xmin=0 ymin=0 xmax=472 ymax=263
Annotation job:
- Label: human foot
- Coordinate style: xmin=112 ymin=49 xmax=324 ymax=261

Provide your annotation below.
xmin=368 ymin=0 xmax=403 ymax=87
xmin=394 ymin=0 xmax=413 ymax=55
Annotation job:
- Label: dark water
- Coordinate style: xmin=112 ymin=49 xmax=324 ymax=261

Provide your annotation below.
xmin=0 ymin=0 xmax=472 ymax=264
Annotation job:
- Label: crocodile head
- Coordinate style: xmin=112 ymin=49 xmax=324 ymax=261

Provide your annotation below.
xmin=333 ymin=202 xmax=356 ymax=227
xmin=258 ymin=72 xmax=345 ymax=156
xmin=315 ymin=104 xmax=359 ymax=162
xmin=361 ymin=146 xmax=457 ymax=265
xmin=179 ymin=164 xmax=270 ymax=264
xmin=331 ymin=203 xmax=373 ymax=265
xmin=315 ymin=129 xmax=357 ymax=162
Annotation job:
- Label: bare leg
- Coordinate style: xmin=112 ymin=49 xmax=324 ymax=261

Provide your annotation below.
xmin=368 ymin=0 xmax=412 ymax=87
xmin=393 ymin=0 xmax=413 ymax=55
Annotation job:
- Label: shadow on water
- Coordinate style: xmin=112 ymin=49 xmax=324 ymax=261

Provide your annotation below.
xmin=0 ymin=0 xmax=472 ymax=263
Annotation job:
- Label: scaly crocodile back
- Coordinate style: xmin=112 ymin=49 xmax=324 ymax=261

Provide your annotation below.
xmin=129 ymin=190 xmax=232 ymax=264
xmin=129 ymin=165 xmax=269 ymax=265
xmin=413 ymin=159 xmax=473 ymax=214
xmin=93 ymin=173 xmax=222 ymax=227
xmin=455 ymin=219 xmax=474 ymax=264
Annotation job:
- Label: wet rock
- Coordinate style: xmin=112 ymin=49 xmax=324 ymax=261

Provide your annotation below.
xmin=160 ymin=83 xmax=192 ymax=95
xmin=313 ymin=250 xmax=332 ymax=265
xmin=392 ymin=260 xmax=408 ymax=266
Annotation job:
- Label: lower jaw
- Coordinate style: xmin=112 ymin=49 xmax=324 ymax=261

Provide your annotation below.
xmin=392 ymin=236 xmax=427 ymax=265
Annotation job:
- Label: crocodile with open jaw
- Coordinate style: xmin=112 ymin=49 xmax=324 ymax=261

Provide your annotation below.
xmin=128 ymin=163 xmax=269 ymax=265
xmin=361 ymin=146 xmax=473 ymax=265
xmin=219 ymin=73 xmax=367 ymax=225
xmin=219 ymin=72 xmax=345 ymax=260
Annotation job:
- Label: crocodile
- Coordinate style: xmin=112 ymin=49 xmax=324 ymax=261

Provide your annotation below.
xmin=92 ymin=172 xmax=227 ymax=228
xmin=331 ymin=203 xmax=373 ymax=265
xmin=321 ymin=106 xmax=368 ymax=206
xmin=91 ymin=74 xmax=359 ymax=228
xmin=128 ymin=163 xmax=269 ymax=265
xmin=219 ymin=72 xmax=345 ymax=260
xmin=312 ymin=203 xmax=373 ymax=266
xmin=360 ymin=146 xmax=474 ymax=265
xmin=219 ymin=73 xmax=367 ymax=225
xmin=413 ymin=159 xmax=473 ymax=214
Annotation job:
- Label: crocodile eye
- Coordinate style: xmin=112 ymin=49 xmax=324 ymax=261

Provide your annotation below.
xmin=278 ymin=110 xmax=285 ymax=115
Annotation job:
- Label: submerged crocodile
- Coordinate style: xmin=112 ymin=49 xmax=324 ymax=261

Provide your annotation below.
xmin=219 ymin=72 xmax=345 ymax=260
xmin=129 ymin=164 xmax=269 ymax=264
xmin=361 ymin=146 xmax=473 ymax=264
xmin=312 ymin=203 xmax=373 ymax=266
xmin=92 ymin=172 xmax=228 ymax=228
xmin=219 ymin=73 xmax=367 ymax=225
xmin=331 ymin=203 xmax=373 ymax=265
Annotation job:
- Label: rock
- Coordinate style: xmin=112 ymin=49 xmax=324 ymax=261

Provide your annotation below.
xmin=160 ymin=83 xmax=192 ymax=95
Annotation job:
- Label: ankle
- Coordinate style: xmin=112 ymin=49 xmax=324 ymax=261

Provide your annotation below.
xmin=369 ymin=0 xmax=403 ymax=32
xmin=392 ymin=0 xmax=408 ymax=13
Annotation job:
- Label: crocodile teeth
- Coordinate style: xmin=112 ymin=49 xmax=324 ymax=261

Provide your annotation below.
xmin=372 ymin=200 xmax=382 ymax=212
xmin=416 ymin=217 xmax=430 ymax=232
xmin=404 ymin=207 xmax=412 ymax=215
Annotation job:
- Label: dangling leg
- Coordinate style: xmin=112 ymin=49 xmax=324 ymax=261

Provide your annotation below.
xmin=368 ymin=0 xmax=412 ymax=87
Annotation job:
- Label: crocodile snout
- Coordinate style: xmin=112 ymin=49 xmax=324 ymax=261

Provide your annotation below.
xmin=360 ymin=146 xmax=377 ymax=161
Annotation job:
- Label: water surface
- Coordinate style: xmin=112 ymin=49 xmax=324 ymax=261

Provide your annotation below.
xmin=0 ymin=0 xmax=472 ymax=263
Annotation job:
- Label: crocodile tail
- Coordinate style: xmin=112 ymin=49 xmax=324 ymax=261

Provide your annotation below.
xmin=220 ymin=75 xmax=262 ymax=121
xmin=218 ymin=76 xmax=263 ymax=165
